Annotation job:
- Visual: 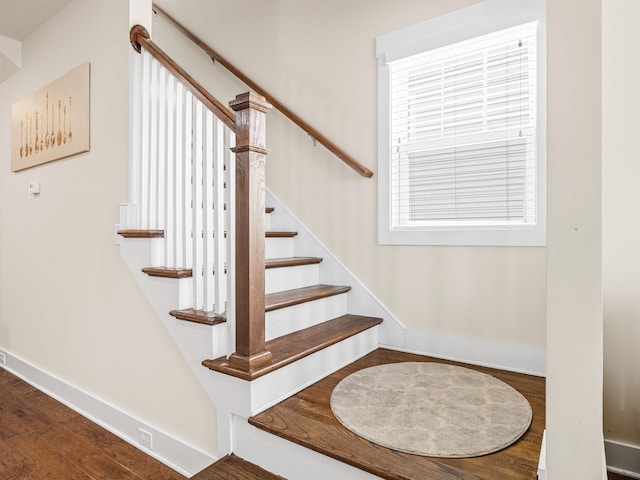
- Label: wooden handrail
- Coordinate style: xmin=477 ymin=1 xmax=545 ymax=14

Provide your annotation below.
xmin=152 ymin=5 xmax=374 ymax=179
xmin=130 ymin=25 xmax=236 ymax=130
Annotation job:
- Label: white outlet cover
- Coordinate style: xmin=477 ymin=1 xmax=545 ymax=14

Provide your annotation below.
xmin=139 ymin=427 xmax=153 ymax=450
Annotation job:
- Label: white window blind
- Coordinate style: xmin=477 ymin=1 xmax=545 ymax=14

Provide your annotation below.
xmin=389 ymin=22 xmax=538 ymax=230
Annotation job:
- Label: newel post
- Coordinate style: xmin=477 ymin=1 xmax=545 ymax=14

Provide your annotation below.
xmin=228 ymin=92 xmax=273 ymax=373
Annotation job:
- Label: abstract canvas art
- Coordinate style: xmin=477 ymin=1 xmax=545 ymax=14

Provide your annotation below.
xmin=11 ymin=62 xmax=90 ymax=172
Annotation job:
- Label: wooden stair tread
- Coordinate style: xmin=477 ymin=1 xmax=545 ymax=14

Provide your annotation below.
xmin=202 ymin=314 xmax=382 ymax=381
xmin=169 ymin=308 xmax=226 ymax=326
xmin=117 ymin=229 xmax=164 ymax=238
xmin=249 ymin=349 xmax=546 ymax=480
xmin=265 ymin=207 xmax=275 ymax=213
xmin=266 ymin=284 xmax=350 ymax=312
xmin=141 ymin=267 xmax=192 ymax=278
xmin=142 ymin=257 xmax=322 ymax=280
xmin=191 ymin=454 xmax=285 ymax=480
xmin=265 ymin=257 xmax=322 ymax=268
xmin=265 ymin=231 xmax=297 ymax=237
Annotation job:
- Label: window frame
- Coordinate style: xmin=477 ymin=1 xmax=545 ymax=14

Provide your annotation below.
xmin=377 ymin=0 xmax=546 ymax=246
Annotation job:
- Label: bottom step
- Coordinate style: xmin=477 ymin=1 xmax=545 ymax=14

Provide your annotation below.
xmin=202 ymin=314 xmax=382 ymax=380
xmin=248 ymin=349 xmax=545 ymax=480
xmin=192 ymin=454 xmax=285 ymax=480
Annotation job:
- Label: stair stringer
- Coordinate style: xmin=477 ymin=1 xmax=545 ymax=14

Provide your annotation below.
xmin=117 ymin=236 xmax=228 ymax=388
xmin=266 ymin=189 xmax=406 ymax=346
xmin=116 ymin=225 xmax=382 ymax=460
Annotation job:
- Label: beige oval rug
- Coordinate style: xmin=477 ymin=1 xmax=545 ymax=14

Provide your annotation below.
xmin=330 ymin=362 xmax=532 ymax=458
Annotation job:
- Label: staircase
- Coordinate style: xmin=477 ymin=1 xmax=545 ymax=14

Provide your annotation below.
xmin=116 ymin=16 xmax=544 ymax=480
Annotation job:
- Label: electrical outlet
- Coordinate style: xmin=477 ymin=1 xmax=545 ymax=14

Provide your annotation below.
xmin=0 ymin=352 xmax=5 ymax=365
xmin=139 ymin=428 xmax=153 ymax=450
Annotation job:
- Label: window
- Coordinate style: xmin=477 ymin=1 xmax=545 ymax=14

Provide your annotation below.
xmin=377 ymin=0 xmax=546 ymax=246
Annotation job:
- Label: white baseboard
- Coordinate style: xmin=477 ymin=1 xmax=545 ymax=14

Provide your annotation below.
xmin=0 ymin=349 xmax=216 ymax=477
xmin=606 ymin=438 xmax=640 ymax=479
xmin=382 ymin=328 xmax=546 ymax=377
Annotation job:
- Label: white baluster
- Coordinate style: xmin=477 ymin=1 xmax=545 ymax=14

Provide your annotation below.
xmin=174 ymin=83 xmax=185 ymax=268
xmin=225 ymin=128 xmax=236 ymax=355
xmin=140 ymin=52 xmax=152 ymax=229
xmin=164 ymin=73 xmax=176 ymax=268
xmin=184 ymin=92 xmax=194 ymax=271
xmin=203 ymin=110 xmax=215 ymax=313
xmin=192 ymin=99 xmax=204 ymax=311
xmin=157 ymin=66 xmax=167 ymax=249
xmin=212 ymin=118 xmax=227 ymax=315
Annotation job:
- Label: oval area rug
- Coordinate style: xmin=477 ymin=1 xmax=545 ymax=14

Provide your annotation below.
xmin=330 ymin=362 xmax=532 ymax=458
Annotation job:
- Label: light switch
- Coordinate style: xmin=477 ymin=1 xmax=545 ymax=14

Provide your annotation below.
xmin=28 ymin=180 xmax=40 ymax=195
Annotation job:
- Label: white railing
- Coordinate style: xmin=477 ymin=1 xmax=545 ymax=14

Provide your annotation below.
xmin=127 ymin=49 xmax=235 ymax=319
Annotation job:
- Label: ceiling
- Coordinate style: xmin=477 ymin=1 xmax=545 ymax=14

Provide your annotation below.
xmin=0 ymin=0 xmax=73 ymax=40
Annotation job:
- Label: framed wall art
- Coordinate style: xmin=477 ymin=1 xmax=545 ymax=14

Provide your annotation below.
xmin=11 ymin=62 xmax=90 ymax=172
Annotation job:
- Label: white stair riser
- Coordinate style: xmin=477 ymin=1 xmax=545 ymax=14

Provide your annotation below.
xmin=251 ymin=326 xmax=379 ymax=414
xmin=265 ymin=294 xmax=348 ymax=341
xmin=265 ymin=237 xmax=294 ymax=258
xmin=265 ymin=213 xmax=271 ymax=231
xmin=265 ymin=264 xmax=320 ymax=294
xmin=234 ymin=420 xmax=381 ymax=480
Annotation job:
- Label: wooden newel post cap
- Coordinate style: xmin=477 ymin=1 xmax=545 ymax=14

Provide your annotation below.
xmin=229 ymin=92 xmax=273 ymax=114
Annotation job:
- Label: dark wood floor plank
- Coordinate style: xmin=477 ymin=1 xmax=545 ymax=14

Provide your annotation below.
xmin=2 ymin=433 xmax=94 ymax=480
xmin=250 ymin=348 xmax=545 ymax=480
xmin=192 ymin=454 xmax=285 ymax=480
xmin=22 ymin=388 xmax=78 ymax=423
xmin=0 ymin=368 xmax=187 ymax=480
xmin=0 ymin=436 xmax=33 ymax=480
xmin=38 ymin=422 xmax=143 ymax=479
xmin=102 ymin=441 xmax=187 ymax=480
xmin=608 ymin=473 xmax=635 ymax=480
xmin=0 ymin=382 xmax=56 ymax=438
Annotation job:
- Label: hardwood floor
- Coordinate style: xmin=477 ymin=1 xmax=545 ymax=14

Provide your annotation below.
xmin=0 ymin=368 xmax=187 ymax=480
xmin=1 ymin=363 xmax=634 ymax=480
xmin=191 ymin=454 xmax=284 ymax=480
xmin=251 ymin=348 xmax=546 ymax=480
xmin=608 ymin=472 xmax=635 ymax=480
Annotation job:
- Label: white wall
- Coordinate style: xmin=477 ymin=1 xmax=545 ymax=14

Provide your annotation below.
xmin=602 ymin=0 xmax=640 ymax=454
xmin=0 ymin=0 xmax=216 ymax=459
xmin=153 ymin=0 xmax=639 ymax=475
xmin=153 ymin=0 xmax=546 ymax=358
xmin=546 ymin=0 xmax=604 ymax=478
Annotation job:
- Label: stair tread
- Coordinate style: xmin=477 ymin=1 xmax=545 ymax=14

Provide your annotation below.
xmin=169 ymin=308 xmax=226 ymax=326
xmin=248 ymin=349 xmax=546 ymax=480
xmin=265 ymin=257 xmax=322 ymax=269
xmin=167 ymin=282 xmax=343 ymax=326
xmin=202 ymin=314 xmax=382 ymax=381
xmin=142 ymin=257 xmax=321 ymax=280
xmin=117 ymin=229 xmax=164 ymax=238
xmin=121 ymin=229 xmax=295 ymax=239
xmin=191 ymin=454 xmax=285 ymax=480
xmin=141 ymin=267 xmax=192 ymax=278
xmin=266 ymin=284 xmax=350 ymax=312
xmin=266 ymin=231 xmax=298 ymax=238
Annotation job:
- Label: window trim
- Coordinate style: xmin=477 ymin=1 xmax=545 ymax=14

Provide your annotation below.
xmin=377 ymin=0 xmax=546 ymax=246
